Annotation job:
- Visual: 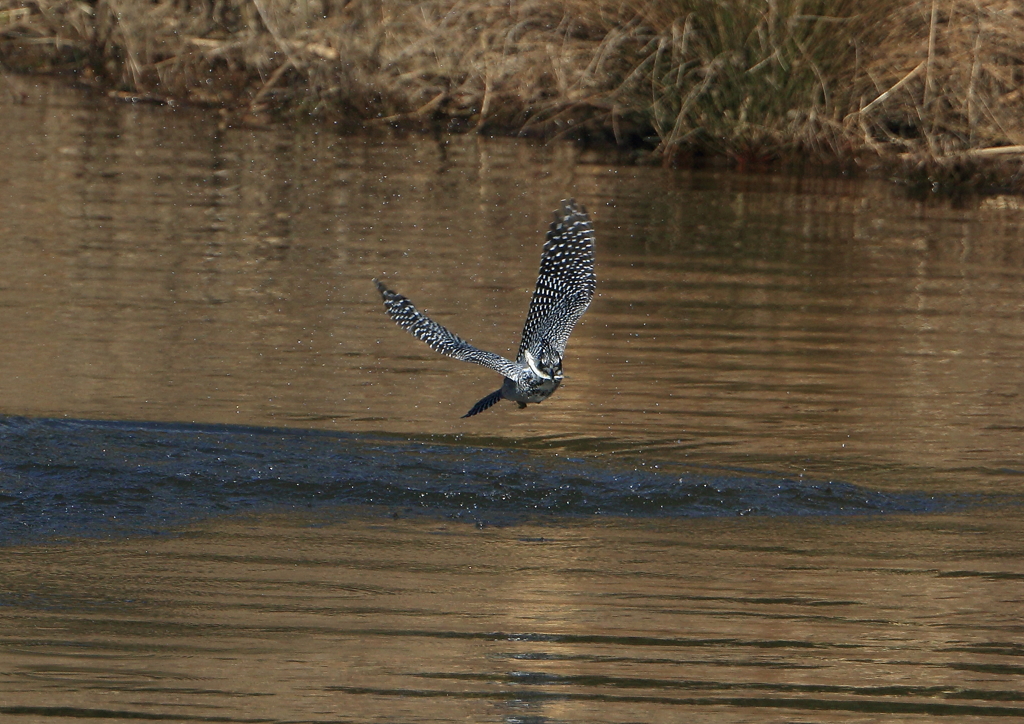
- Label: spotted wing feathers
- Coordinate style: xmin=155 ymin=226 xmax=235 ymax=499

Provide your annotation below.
xmin=373 ymin=279 xmax=524 ymax=381
xmin=517 ymin=199 xmax=596 ymax=362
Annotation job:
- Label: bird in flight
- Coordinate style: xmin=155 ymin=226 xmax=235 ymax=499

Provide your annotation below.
xmin=373 ymin=199 xmax=596 ymax=417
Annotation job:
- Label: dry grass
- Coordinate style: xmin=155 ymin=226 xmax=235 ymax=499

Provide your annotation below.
xmin=851 ymin=0 xmax=1024 ymax=189
xmin=2 ymin=0 xmax=1024 ymax=186
xmin=608 ymin=0 xmax=892 ymax=162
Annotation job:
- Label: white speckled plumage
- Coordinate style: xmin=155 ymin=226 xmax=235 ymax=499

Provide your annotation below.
xmin=374 ymin=199 xmax=596 ymax=417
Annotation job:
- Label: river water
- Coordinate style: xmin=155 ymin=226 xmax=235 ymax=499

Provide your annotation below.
xmin=1 ymin=80 xmax=1023 ymax=722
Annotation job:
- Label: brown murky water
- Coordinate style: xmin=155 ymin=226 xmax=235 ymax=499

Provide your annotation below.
xmin=3 ymin=513 xmax=1024 ymax=723
xmin=2 ymin=80 xmax=1024 ymax=722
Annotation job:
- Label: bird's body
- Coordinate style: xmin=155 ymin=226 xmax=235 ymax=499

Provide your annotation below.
xmin=373 ymin=199 xmax=596 ymax=417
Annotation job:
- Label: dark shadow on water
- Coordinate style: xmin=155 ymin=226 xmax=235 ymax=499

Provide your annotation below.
xmin=0 ymin=415 xmax=977 ymax=545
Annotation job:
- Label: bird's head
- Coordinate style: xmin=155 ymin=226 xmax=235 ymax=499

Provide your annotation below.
xmin=523 ymin=347 xmax=563 ymax=386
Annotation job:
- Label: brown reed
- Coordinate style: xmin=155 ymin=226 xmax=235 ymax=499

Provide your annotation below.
xmin=2 ymin=0 xmax=1023 ymax=186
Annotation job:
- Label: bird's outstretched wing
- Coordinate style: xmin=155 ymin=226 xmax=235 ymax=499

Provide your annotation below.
xmin=517 ymin=199 xmax=596 ymax=362
xmin=373 ymin=279 xmax=524 ymax=381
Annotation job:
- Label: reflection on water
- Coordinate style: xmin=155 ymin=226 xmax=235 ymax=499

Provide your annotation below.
xmin=3 ymin=514 xmax=1024 ymax=722
xmin=3 ymin=79 xmax=1024 ymax=723
xmin=3 ymin=85 xmax=1024 ymax=492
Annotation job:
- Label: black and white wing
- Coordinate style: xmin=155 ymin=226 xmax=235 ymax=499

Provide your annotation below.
xmin=516 ymin=199 xmax=596 ymax=362
xmin=373 ymin=279 xmax=525 ymax=381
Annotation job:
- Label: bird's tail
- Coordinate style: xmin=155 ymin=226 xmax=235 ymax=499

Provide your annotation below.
xmin=462 ymin=388 xmax=504 ymax=418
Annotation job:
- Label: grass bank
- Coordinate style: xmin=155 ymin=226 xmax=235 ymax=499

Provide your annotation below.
xmin=2 ymin=0 xmax=1024 ymax=189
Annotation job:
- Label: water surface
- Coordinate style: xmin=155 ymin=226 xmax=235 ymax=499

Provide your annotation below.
xmin=4 ymin=84 xmax=1024 ymax=488
xmin=2 ymin=79 xmax=1024 ymax=723
xmin=3 ymin=514 xmax=1024 ymax=722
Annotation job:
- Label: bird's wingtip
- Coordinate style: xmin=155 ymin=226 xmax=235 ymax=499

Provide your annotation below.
xmin=558 ymin=198 xmax=588 ymax=220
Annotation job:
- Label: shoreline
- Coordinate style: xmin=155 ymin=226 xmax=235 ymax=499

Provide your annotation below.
xmin=3 ymin=0 xmax=1024 ymax=192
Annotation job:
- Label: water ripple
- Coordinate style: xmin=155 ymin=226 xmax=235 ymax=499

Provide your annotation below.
xmin=1 ymin=415 xmax=953 ymax=544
